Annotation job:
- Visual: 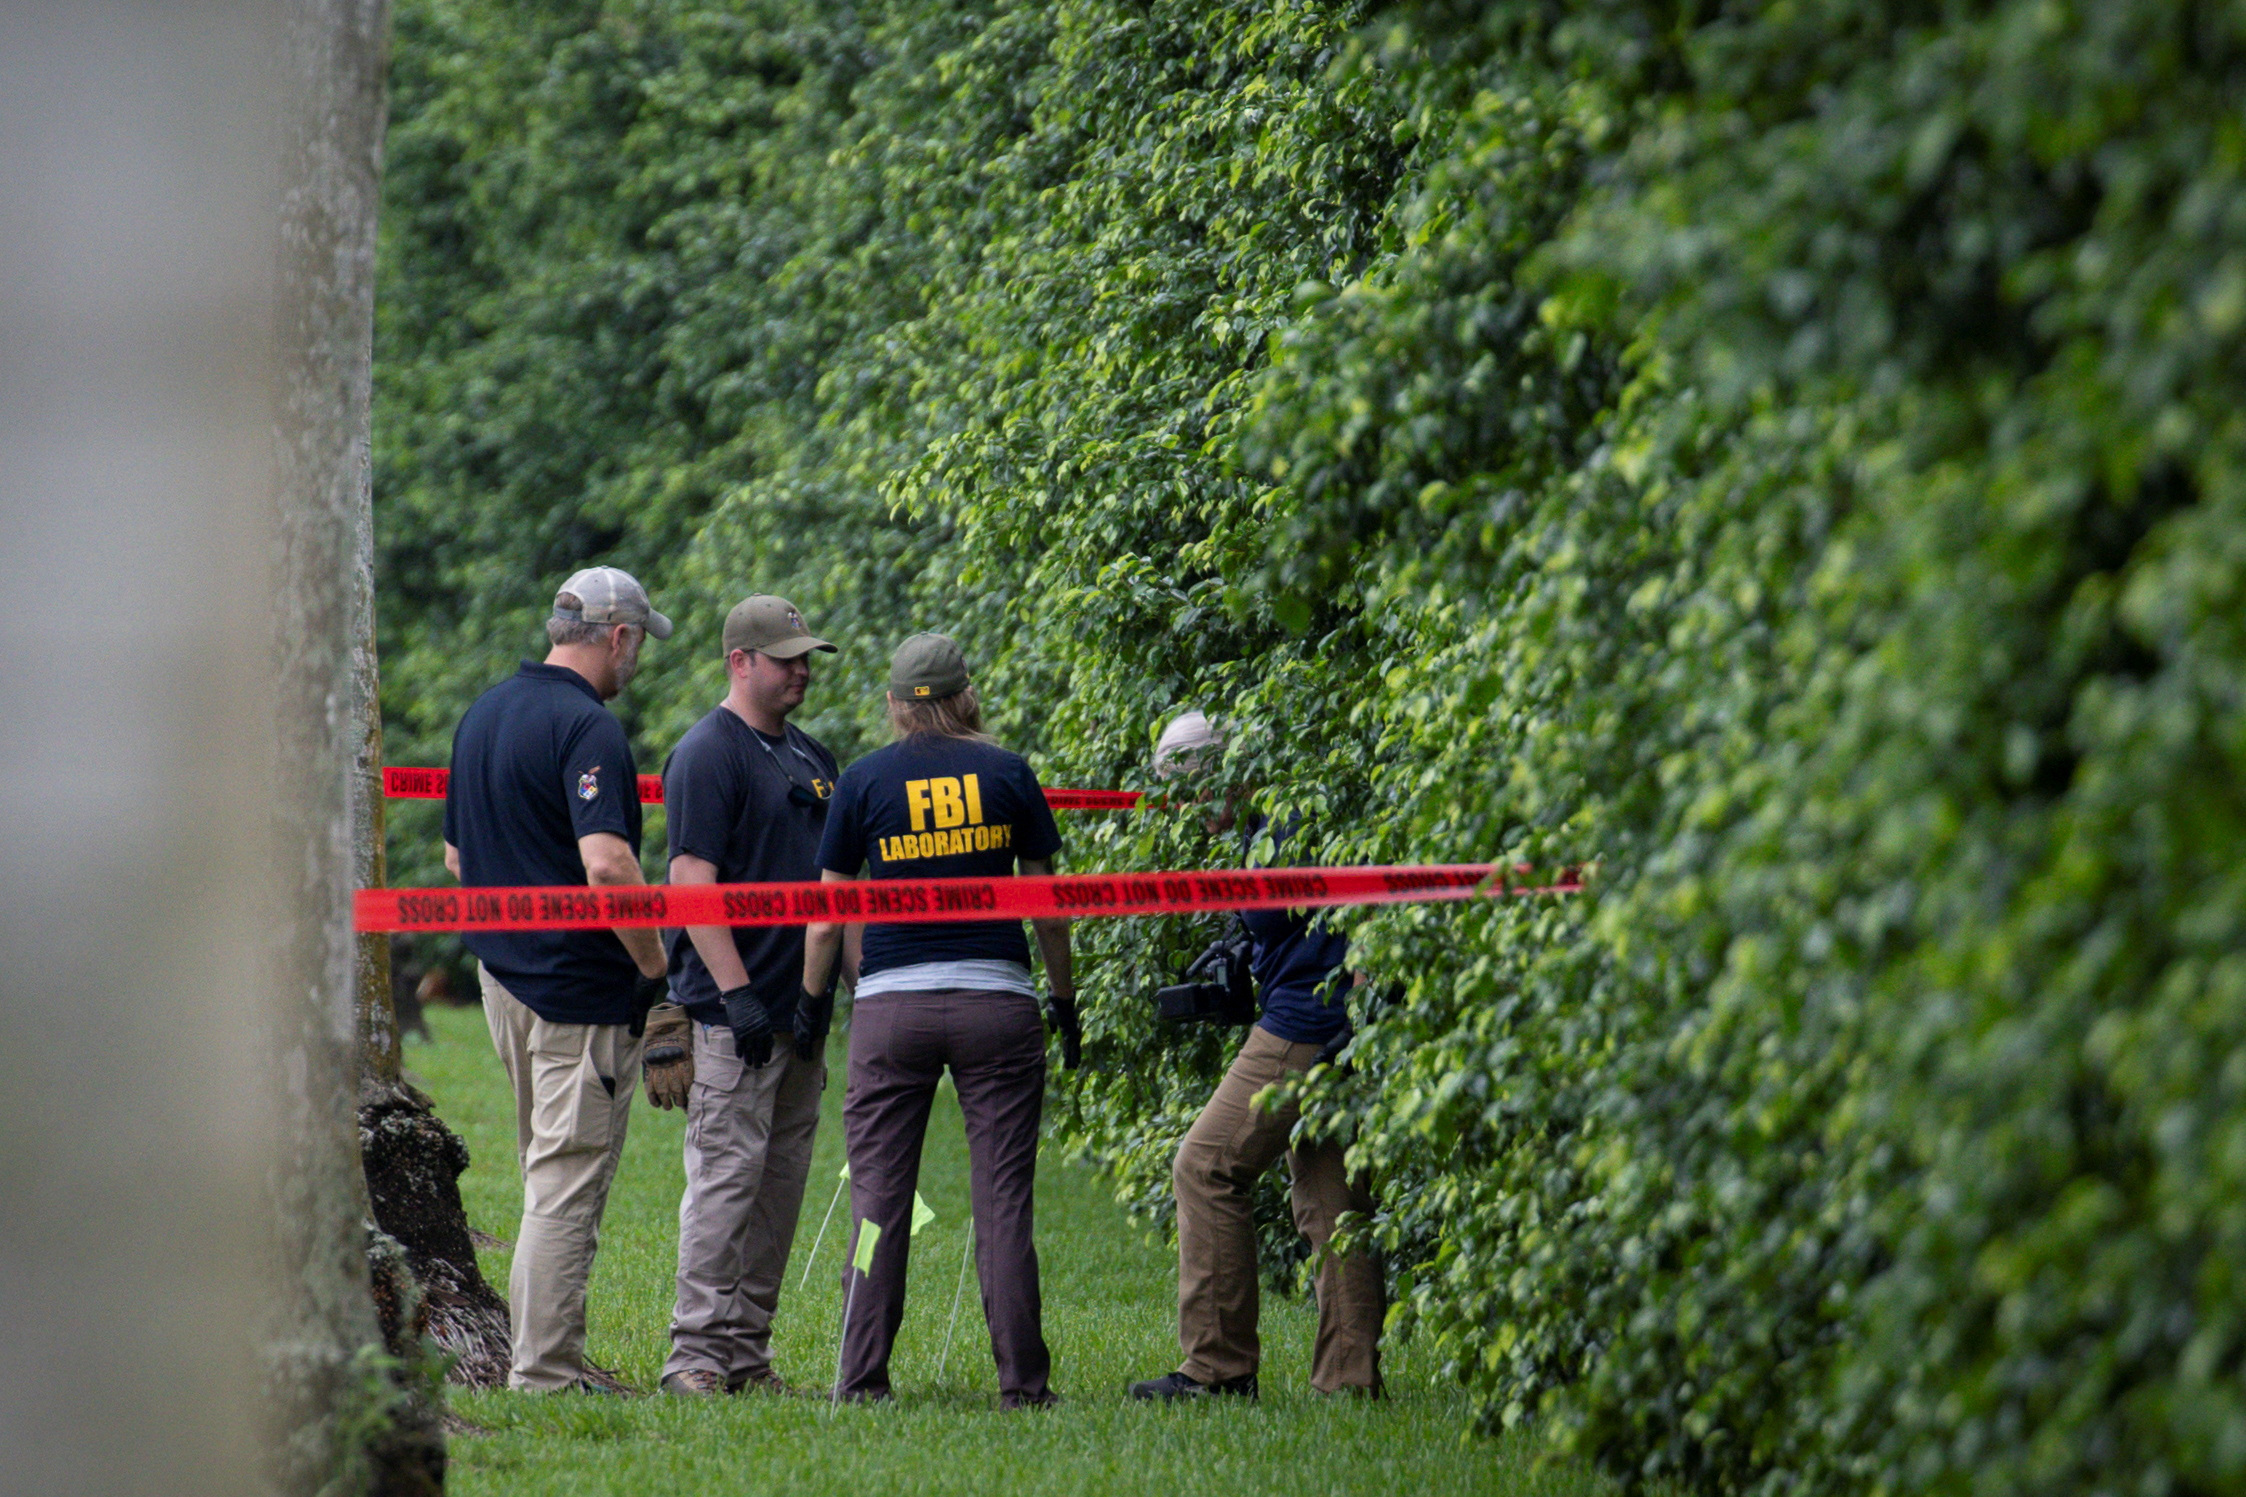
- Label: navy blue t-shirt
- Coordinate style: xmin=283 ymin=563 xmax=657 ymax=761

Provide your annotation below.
xmin=816 ymin=736 xmax=1062 ymax=977
xmin=443 ymin=662 xmax=642 ymax=1024
xmin=662 ymin=707 xmax=838 ymax=1025
xmin=1240 ymin=816 xmax=1352 ymax=1045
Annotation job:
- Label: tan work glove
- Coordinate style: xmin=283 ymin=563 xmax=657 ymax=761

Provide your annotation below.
xmin=642 ymin=1003 xmax=694 ymax=1109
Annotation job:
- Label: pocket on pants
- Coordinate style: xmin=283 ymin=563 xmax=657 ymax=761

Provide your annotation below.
xmin=694 ymin=1022 xmax=746 ymax=1094
xmin=528 ymin=1020 xmax=617 ymax=1153
xmin=1217 ymin=1036 xmax=1294 ymax=1155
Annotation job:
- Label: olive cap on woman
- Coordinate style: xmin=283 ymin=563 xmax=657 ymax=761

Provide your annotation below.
xmin=889 ymin=632 xmax=970 ymax=700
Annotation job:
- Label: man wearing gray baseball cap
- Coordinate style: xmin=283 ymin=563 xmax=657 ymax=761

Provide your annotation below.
xmin=550 ymin=564 xmax=674 ymax=650
xmin=442 ymin=564 xmax=671 ymax=1391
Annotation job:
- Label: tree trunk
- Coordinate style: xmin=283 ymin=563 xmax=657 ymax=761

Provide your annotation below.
xmin=267 ymin=0 xmax=444 ymax=1491
xmin=355 ymin=430 xmax=402 ymax=1083
xmin=354 ymin=672 xmax=513 ymax=1391
xmin=331 ymin=0 xmax=513 ymax=1394
xmin=360 ymin=1084 xmax=517 ymax=1389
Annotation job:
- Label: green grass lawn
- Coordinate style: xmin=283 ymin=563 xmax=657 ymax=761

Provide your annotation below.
xmin=408 ymin=1000 xmax=1606 ymax=1497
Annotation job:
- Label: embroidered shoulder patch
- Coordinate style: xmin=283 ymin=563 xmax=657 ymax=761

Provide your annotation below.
xmin=577 ymin=767 xmax=600 ymax=802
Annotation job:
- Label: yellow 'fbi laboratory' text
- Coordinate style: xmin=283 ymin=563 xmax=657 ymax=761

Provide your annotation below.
xmin=880 ymin=775 xmax=1012 ymax=862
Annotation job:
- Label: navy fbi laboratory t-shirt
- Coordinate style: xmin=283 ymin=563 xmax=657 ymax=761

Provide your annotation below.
xmin=1239 ymin=815 xmax=1352 ymax=1046
xmin=662 ymin=707 xmax=839 ymax=1025
xmin=444 ymin=662 xmax=643 ymax=1025
xmin=816 ymin=736 xmax=1062 ymax=978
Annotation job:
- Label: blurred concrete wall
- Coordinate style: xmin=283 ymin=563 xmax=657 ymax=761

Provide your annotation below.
xmin=0 ymin=3 xmax=303 ymax=1492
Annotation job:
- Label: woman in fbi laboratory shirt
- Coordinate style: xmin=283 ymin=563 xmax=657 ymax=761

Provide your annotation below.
xmin=800 ymin=632 xmax=1075 ymax=1408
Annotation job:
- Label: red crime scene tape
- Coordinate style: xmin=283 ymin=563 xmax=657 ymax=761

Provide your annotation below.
xmin=355 ymin=864 xmax=1581 ymax=934
xmin=382 ymin=765 xmax=1139 ymax=812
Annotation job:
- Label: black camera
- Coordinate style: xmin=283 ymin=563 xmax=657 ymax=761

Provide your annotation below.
xmin=1155 ymin=920 xmax=1257 ymax=1026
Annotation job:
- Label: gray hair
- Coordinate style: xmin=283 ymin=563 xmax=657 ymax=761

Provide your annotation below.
xmin=547 ymin=591 xmax=619 ymax=648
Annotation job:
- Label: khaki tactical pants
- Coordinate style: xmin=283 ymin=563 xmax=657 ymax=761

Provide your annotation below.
xmin=479 ymin=966 xmax=642 ymax=1391
xmin=1174 ymin=1024 xmax=1384 ymax=1392
xmin=663 ymin=1020 xmax=824 ymax=1384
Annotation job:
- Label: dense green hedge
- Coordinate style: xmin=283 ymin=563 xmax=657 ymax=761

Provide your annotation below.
xmin=376 ymin=1 xmax=2246 ymax=1490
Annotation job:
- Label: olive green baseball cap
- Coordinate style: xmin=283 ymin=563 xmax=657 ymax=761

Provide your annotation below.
xmin=889 ymin=632 xmax=969 ymax=700
xmin=722 ymin=595 xmax=835 ymax=659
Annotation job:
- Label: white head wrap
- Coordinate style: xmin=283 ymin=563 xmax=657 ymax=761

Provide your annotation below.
xmin=1153 ymin=709 xmax=1222 ymax=779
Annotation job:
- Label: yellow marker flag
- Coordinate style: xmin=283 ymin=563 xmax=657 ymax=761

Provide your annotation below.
xmin=839 ymin=1161 xmax=850 ymax=1182
xmin=852 ymin=1219 xmax=881 ymax=1275
xmin=911 ymin=1192 xmax=936 ymax=1238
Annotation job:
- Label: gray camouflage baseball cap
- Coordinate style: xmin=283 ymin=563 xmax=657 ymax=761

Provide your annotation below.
xmin=554 ymin=566 xmax=672 ymax=639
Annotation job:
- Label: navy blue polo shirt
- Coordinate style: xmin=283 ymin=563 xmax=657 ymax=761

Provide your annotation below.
xmin=443 ymin=661 xmax=643 ymax=1024
xmin=662 ymin=707 xmax=838 ymax=1025
xmin=816 ymin=735 xmax=1062 ymax=977
xmin=1240 ymin=815 xmax=1352 ymax=1045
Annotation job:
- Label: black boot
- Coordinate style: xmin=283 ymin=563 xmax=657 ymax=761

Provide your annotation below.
xmin=1127 ymin=1369 xmax=1258 ymax=1401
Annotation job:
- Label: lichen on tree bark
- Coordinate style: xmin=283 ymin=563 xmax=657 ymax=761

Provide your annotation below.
xmin=264 ymin=0 xmax=445 ymax=1491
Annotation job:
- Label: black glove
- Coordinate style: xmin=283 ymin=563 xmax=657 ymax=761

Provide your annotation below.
xmin=1043 ymin=990 xmax=1082 ymax=1071
xmin=1314 ymin=1026 xmax=1351 ymax=1071
xmin=793 ymin=986 xmax=834 ymax=1062
xmin=720 ymin=984 xmax=774 ymax=1068
xmin=629 ymin=970 xmax=669 ymax=1037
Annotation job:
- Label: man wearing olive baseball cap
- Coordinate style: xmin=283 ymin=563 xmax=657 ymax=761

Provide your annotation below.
xmin=443 ymin=564 xmax=671 ymax=1391
xmin=721 ymin=593 xmax=831 ymax=660
xmin=653 ymin=594 xmax=843 ymax=1396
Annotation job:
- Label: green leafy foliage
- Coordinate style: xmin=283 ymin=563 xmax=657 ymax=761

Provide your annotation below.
xmin=377 ymin=1 xmax=2246 ymax=1490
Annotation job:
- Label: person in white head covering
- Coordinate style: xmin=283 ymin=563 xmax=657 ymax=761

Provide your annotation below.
xmin=1152 ymin=709 xmax=1221 ymax=779
xmin=1128 ymin=709 xmax=1384 ymax=1403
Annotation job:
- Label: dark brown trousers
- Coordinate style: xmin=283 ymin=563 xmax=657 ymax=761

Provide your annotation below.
xmin=837 ymin=988 xmax=1050 ymax=1403
xmin=1174 ymin=1024 xmax=1384 ymax=1392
